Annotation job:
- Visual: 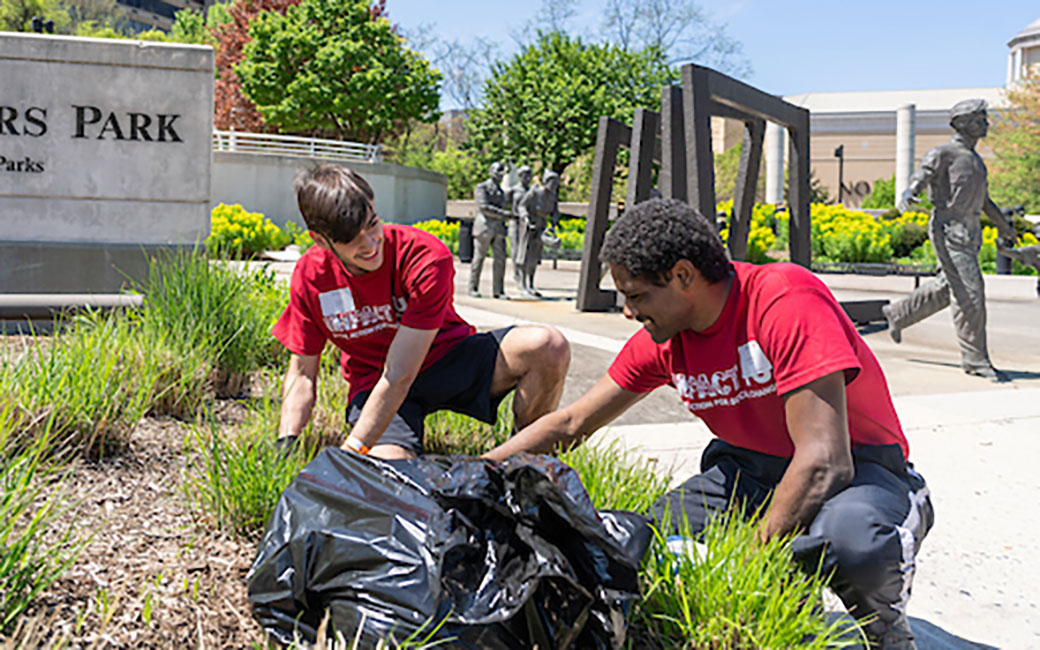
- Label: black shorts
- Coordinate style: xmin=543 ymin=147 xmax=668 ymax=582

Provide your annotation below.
xmin=345 ymin=327 xmax=513 ymax=454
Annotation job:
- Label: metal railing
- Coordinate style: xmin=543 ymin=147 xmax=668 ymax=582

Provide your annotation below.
xmin=212 ymin=130 xmax=382 ymax=163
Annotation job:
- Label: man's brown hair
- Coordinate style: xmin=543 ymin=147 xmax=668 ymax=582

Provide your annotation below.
xmin=293 ymin=165 xmax=375 ymax=244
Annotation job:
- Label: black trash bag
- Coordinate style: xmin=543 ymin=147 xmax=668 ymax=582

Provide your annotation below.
xmin=247 ymin=448 xmax=651 ymax=649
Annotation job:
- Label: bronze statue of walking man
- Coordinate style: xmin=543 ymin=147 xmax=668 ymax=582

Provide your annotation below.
xmin=469 ymin=162 xmax=512 ymax=299
xmin=883 ymin=99 xmax=1018 ymax=381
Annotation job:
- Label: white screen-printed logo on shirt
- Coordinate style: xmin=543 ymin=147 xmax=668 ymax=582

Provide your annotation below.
xmin=672 ymin=339 xmax=776 ymax=412
xmin=319 ymin=288 xmax=356 ymax=333
xmin=737 ymin=340 xmax=773 ymax=386
xmin=318 ymin=287 xmax=397 ymax=338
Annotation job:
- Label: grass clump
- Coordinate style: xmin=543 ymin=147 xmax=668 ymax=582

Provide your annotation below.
xmin=137 ymin=250 xmax=287 ymax=398
xmin=633 ymin=507 xmax=863 ymax=649
xmin=561 ymin=438 xmax=672 ymax=512
xmin=0 ymin=313 xmax=160 ymax=456
xmin=422 ymin=394 xmax=514 ymax=456
xmin=182 ymin=398 xmax=315 ymax=539
xmin=0 ymin=407 xmax=84 ymax=631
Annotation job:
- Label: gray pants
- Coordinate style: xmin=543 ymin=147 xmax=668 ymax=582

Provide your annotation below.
xmin=886 ymin=218 xmax=990 ymax=371
xmin=470 ymin=230 xmax=506 ymax=296
xmin=653 ymin=439 xmax=934 ymax=639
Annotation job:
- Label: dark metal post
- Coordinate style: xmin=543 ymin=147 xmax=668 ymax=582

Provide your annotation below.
xmin=577 ymin=117 xmax=629 ymax=311
xmin=787 ymin=112 xmax=812 ymax=267
xmin=730 ymin=119 xmax=765 ymax=261
xmin=834 ymin=145 xmax=845 ymax=205
xmin=660 ymin=86 xmax=687 ymax=201
xmin=681 ymin=65 xmax=716 ymax=219
xmin=626 ymin=108 xmax=660 ymax=209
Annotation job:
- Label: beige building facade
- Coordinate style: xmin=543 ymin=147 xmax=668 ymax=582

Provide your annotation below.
xmin=716 ymin=16 xmax=1040 ymax=208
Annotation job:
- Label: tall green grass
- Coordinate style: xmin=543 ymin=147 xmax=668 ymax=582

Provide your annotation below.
xmin=0 ymin=312 xmax=159 ymax=456
xmin=422 ymin=394 xmax=514 ymax=456
xmin=0 ymin=406 xmax=84 ymax=631
xmin=181 ymin=397 xmax=315 ymax=539
xmin=633 ymin=507 xmax=864 ymax=649
xmin=137 ymin=251 xmax=287 ymax=398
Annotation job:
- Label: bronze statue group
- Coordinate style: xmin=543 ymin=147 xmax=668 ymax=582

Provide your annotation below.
xmin=469 ymin=162 xmax=561 ymax=299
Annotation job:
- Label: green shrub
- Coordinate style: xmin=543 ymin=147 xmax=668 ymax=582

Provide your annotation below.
xmin=206 ymin=203 xmax=291 ymax=259
xmin=284 ymin=221 xmax=315 ymax=253
xmin=716 ymin=201 xmax=778 ymax=264
xmin=812 ymin=204 xmax=893 ymax=263
xmin=862 ymin=174 xmax=935 ymax=213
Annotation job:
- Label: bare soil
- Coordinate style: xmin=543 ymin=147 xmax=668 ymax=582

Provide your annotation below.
xmin=4 ymin=404 xmax=270 ymax=649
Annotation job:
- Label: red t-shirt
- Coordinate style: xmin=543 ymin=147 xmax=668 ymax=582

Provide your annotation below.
xmin=272 ymin=224 xmax=475 ymax=400
xmin=608 ymin=262 xmax=908 ymax=459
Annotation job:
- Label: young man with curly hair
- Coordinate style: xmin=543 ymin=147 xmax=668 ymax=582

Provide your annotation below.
xmin=485 ymin=198 xmax=933 ymax=649
xmin=273 ymin=164 xmax=570 ymax=459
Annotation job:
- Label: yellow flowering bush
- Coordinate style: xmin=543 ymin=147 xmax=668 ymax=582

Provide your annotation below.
xmin=412 ymin=219 xmax=460 ymax=254
xmin=980 ymin=227 xmax=1039 ymax=274
xmin=811 ymin=204 xmax=893 ymax=263
xmin=207 ymin=203 xmax=290 ymax=259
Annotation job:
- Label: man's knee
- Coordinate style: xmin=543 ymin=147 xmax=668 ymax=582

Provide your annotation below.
xmin=804 ymin=500 xmax=907 ymax=594
xmin=512 ymin=326 xmax=569 ymax=370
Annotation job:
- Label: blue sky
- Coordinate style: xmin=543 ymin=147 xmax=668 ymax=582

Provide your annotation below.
xmin=389 ymin=0 xmax=1039 ymax=102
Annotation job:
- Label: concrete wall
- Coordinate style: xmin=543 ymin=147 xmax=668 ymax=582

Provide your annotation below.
xmin=211 ymin=152 xmax=447 ymax=228
xmin=0 ymin=33 xmax=213 ymax=293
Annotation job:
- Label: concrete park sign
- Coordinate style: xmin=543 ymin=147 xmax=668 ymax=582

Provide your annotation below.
xmin=0 ymin=33 xmax=213 ymax=293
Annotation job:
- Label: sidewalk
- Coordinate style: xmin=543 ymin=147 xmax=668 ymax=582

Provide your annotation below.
xmin=455 ymin=258 xmax=1040 ymax=649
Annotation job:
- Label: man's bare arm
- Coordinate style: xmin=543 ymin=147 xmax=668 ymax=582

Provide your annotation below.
xmin=344 ymin=325 xmax=437 ymax=452
xmin=760 ymin=371 xmax=855 ymax=540
xmin=279 ymin=353 xmax=321 ymax=438
xmin=483 ymin=374 xmax=645 ymax=461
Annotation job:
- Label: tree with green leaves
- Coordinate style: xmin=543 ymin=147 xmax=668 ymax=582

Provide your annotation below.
xmin=990 ymin=66 xmax=1040 ymax=213
xmin=236 ymin=0 xmax=441 ymax=143
xmin=0 ymin=0 xmax=68 ymax=32
xmin=466 ymin=31 xmax=677 ymax=175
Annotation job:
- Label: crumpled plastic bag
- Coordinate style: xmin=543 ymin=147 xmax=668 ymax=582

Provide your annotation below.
xmin=247 ymin=448 xmax=651 ymax=649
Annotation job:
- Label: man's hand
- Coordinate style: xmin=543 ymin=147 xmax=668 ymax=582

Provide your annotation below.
xmin=760 ymin=371 xmax=854 ymax=541
xmin=279 ymin=353 xmax=321 ymax=439
xmin=344 ymin=325 xmax=437 ymax=455
xmin=896 ymin=189 xmax=918 ymax=213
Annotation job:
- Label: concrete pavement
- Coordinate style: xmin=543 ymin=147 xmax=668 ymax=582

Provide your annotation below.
xmin=456 ymin=259 xmax=1040 ymax=649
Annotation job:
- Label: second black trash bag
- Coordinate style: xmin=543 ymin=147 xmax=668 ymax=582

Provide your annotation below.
xmin=247 ymin=448 xmax=651 ymax=649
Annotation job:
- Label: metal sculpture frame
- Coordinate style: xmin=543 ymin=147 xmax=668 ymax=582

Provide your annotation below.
xmin=577 ymin=64 xmax=811 ymax=312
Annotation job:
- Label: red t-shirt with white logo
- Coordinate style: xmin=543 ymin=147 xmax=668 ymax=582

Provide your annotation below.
xmin=272 ymin=224 xmax=475 ymax=400
xmin=608 ymin=262 xmax=908 ymax=459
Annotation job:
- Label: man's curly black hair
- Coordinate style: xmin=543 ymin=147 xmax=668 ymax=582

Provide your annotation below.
xmin=600 ymin=198 xmax=731 ymax=285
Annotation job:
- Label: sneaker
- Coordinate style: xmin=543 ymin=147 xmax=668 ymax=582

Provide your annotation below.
xmin=468 ymin=289 xmax=481 ymax=298
xmin=881 ymin=304 xmax=901 ymax=344
xmin=665 ymin=535 xmax=707 ymax=564
xmin=867 ymin=613 xmax=916 ymax=650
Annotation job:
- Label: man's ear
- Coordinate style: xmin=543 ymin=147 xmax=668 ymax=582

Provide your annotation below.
xmin=671 ymin=259 xmax=697 ymax=289
xmin=309 ymin=231 xmax=330 ymax=250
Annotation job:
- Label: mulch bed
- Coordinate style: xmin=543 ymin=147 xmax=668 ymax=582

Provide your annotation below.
xmin=4 ymin=405 xmax=271 ymax=649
